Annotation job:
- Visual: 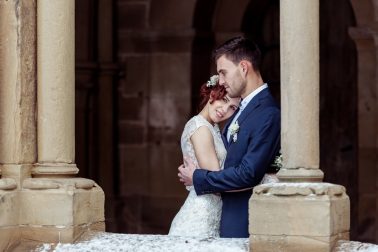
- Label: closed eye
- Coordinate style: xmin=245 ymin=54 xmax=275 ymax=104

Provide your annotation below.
xmin=218 ymin=70 xmax=226 ymax=77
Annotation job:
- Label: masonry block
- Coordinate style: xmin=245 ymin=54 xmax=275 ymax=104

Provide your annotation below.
xmin=0 ymin=188 xmax=20 ymax=251
xmin=21 ymin=222 xmax=105 ymax=243
xmin=150 ymin=0 xmax=196 ymax=29
xmin=119 ymin=145 xmax=149 ymax=195
xmin=249 ymin=182 xmax=350 ymax=252
xmin=19 ymin=178 xmax=105 ymax=243
xmin=0 ymin=189 xmax=19 ymax=226
xmin=118 ymin=2 xmax=148 ymax=29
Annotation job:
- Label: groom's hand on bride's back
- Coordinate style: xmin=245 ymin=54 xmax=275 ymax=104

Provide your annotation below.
xmin=178 ymin=156 xmax=196 ymax=186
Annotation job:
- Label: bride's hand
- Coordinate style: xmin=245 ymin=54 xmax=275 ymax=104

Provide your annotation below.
xmin=178 ymin=156 xmax=196 ymax=186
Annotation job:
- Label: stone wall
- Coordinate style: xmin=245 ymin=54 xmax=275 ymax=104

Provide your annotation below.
xmin=114 ymin=0 xmax=195 ymax=233
xmin=349 ymin=0 xmax=378 ymax=243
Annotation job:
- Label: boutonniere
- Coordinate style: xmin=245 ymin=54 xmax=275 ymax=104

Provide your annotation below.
xmin=271 ymin=150 xmax=283 ymax=172
xmin=229 ymin=120 xmax=240 ymax=142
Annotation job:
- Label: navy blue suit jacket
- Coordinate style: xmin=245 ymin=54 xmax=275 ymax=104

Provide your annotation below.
xmin=193 ymin=88 xmax=281 ymax=238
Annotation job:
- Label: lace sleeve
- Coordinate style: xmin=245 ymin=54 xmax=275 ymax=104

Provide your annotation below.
xmin=180 ymin=116 xmax=214 ymax=168
xmin=188 ymin=117 xmax=214 ymax=139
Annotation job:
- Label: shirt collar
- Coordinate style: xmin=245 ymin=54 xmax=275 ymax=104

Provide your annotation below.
xmin=239 ymin=83 xmax=268 ymax=110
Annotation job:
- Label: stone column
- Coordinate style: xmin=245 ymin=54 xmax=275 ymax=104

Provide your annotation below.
xmin=33 ymin=0 xmax=78 ymax=176
xmin=0 ymin=0 xmax=37 ymax=185
xmin=18 ymin=0 xmax=105 ymax=244
xmin=249 ymin=1 xmax=350 ymax=251
xmin=277 ymin=0 xmax=323 ymax=182
xmin=0 ymin=0 xmax=37 ymax=250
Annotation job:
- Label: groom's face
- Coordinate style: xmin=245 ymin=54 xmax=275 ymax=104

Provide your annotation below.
xmin=216 ymin=55 xmax=246 ymax=98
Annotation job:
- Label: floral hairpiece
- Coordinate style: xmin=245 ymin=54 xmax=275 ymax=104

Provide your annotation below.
xmin=206 ymin=75 xmax=219 ymax=88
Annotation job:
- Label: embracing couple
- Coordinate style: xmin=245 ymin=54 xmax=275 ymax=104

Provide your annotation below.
xmin=168 ymin=36 xmax=281 ymax=238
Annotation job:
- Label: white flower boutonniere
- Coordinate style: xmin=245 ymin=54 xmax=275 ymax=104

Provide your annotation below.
xmin=271 ymin=151 xmax=283 ymax=172
xmin=229 ymin=120 xmax=240 ymax=142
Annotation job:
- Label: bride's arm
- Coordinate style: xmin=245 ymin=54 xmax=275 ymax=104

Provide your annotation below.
xmin=190 ymin=126 xmax=220 ymax=172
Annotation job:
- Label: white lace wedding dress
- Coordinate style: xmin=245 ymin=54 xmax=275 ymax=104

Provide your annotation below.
xmin=168 ymin=115 xmax=227 ymax=238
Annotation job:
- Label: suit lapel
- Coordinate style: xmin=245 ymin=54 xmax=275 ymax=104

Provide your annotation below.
xmin=222 ymin=108 xmax=239 ymax=148
xmin=231 ymin=88 xmax=270 ymax=135
xmin=222 ymin=88 xmax=271 ymax=148
xmin=236 ymin=97 xmax=261 ymax=126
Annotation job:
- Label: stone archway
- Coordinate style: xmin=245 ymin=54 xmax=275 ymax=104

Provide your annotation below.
xmin=190 ymin=0 xmax=217 ymax=115
xmin=190 ymin=0 xmax=250 ymax=115
xmin=241 ymin=0 xmax=280 ymax=102
xmin=191 ymin=0 xmax=280 ymax=111
xmin=212 ymin=0 xmax=250 ymax=40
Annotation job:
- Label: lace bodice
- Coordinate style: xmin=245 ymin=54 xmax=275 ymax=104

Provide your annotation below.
xmin=169 ymin=115 xmax=227 ymax=237
xmin=181 ymin=115 xmax=227 ymax=173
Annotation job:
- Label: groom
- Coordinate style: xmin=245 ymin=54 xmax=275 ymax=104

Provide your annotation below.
xmin=178 ymin=36 xmax=281 ymax=238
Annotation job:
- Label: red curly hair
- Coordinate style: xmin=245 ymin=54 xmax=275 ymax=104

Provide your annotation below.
xmin=198 ymin=81 xmax=227 ymax=111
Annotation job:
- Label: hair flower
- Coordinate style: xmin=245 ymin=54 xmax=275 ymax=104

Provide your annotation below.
xmin=206 ymin=75 xmax=219 ymax=87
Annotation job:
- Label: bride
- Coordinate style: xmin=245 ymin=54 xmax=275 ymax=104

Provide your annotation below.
xmin=168 ymin=75 xmax=241 ymax=237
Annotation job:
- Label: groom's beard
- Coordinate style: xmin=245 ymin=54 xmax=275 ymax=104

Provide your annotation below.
xmin=227 ymin=72 xmax=246 ymax=98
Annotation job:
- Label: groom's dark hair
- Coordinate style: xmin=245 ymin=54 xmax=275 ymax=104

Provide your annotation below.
xmin=213 ymin=36 xmax=261 ymax=72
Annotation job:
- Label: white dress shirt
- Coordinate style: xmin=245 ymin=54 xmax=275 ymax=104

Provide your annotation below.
xmin=227 ymin=83 xmax=268 ymax=142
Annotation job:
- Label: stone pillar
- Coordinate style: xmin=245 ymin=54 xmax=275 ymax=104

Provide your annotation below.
xmin=249 ymin=1 xmax=350 ymax=251
xmin=33 ymin=0 xmax=78 ymax=176
xmin=0 ymin=0 xmax=37 ymax=185
xmin=0 ymin=0 xmax=104 ymax=249
xmin=277 ymin=0 xmax=323 ymax=182
xmin=0 ymin=0 xmax=37 ymax=250
xmin=18 ymin=0 xmax=105 ymax=244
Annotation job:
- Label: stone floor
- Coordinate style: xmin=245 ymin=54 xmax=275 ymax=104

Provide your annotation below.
xmin=34 ymin=232 xmax=249 ymax=252
xmin=15 ymin=232 xmax=378 ymax=252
